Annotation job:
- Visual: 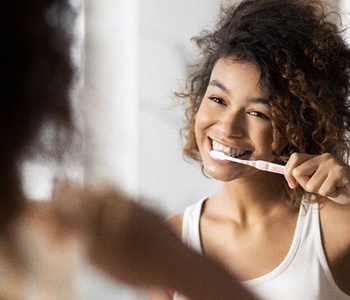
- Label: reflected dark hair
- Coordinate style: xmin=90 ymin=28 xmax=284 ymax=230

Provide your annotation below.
xmin=178 ymin=0 xmax=350 ymax=206
xmin=0 ymin=0 xmax=78 ymax=229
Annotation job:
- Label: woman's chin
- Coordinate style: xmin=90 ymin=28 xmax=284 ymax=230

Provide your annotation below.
xmin=204 ymin=166 xmax=240 ymax=182
xmin=204 ymin=162 xmax=259 ymax=182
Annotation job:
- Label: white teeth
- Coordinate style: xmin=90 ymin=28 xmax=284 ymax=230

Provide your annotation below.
xmin=212 ymin=140 xmax=231 ymax=155
xmin=212 ymin=140 xmax=248 ymax=158
xmin=230 ymin=149 xmax=247 ymax=158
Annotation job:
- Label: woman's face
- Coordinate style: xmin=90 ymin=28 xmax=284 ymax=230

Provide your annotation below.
xmin=195 ymin=57 xmax=277 ymax=181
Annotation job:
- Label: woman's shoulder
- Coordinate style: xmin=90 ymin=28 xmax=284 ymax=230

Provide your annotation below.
xmin=165 ymin=198 xmax=208 ymax=238
xmin=319 ymin=201 xmax=350 ymax=295
xmin=320 ymin=200 xmax=350 ymax=233
xmin=320 ymin=200 xmax=350 ymax=260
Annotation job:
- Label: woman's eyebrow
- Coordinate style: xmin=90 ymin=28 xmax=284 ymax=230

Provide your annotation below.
xmin=209 ymin=80 xmax=230 ymax=93
xmin=209 ymin=80 xmax=269 ymax=105
xmin=248 ymin=97 xmax=270 ymax=106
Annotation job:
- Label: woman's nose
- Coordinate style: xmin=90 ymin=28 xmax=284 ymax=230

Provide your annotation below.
xmin=217 ymin=110 xmax=245 ymax=138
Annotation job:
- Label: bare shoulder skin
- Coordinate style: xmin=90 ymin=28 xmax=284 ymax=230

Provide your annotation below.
xmin=320 ymin=201 xmax=350 ymax=295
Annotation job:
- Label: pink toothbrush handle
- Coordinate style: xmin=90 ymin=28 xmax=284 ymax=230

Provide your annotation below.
xmin=254 ymin=161 xmax=285 ymax=174
xmin=209 ymin=151 xmax=285 ymax=175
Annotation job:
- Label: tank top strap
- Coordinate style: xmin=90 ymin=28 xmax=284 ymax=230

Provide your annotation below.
xmin=181 ymin=197 xmax=207 ymax=253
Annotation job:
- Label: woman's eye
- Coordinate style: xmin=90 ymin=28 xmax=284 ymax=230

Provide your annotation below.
xmin=208 ymin=97 xmax=226 ymax=105
xmin=248 ymin=111 xmax=270 ymax=120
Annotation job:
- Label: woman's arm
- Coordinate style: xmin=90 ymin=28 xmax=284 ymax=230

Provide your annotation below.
xmin=53 ymin=182 xmax=257 ymax=300
xmin=150 ymin=214 xmax=182 ymax=300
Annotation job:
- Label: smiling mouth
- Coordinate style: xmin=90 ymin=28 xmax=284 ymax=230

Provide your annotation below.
xmin=212 ymin=140 xmax=251 ymax=158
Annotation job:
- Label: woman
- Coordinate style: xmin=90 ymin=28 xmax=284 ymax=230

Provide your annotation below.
xmin=151 ymin=0 xmax=350 ymax=299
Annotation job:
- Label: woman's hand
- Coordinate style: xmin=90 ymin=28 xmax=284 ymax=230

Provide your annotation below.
xmin=284 ymin=153 xmax=350 ymax=205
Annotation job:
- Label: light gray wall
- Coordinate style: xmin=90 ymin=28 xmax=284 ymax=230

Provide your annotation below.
xmin=137 ymin=0 xmax=222 ymax=216
xmin=82 ymin=0 xmax=223 ymax=219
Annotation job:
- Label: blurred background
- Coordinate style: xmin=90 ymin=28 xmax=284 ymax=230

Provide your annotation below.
xmin=82 ymin=0 xmax=224 ymax=216
xmin=22 ymin=0 xmax=347 ymax=299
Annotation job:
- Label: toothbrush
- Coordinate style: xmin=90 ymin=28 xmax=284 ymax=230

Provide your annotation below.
xmin=210 ymin=150 xmax=285 ymax=175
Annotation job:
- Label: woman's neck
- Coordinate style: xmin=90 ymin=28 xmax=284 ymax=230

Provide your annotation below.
xmin=210 ymin=172 xmax=292 ymax=225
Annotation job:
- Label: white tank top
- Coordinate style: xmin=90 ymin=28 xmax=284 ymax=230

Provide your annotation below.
xmin=174 ymin=198 xmax=350 ymax=300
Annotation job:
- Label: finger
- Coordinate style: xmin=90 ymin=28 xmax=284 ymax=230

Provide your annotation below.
xmin=325 ymin=187 xmax=340 ymax=198
xmin=285 ymin=153 xmax=317 ymax=188
xmin=301 ymin=161 xmax=349 ymax=197
xmin=287 ymin=154 xmax=319 ymax=190
xmin=328 ymin=188 xmax=350 ymax=205
xmin=284 ymin=153 xmax=314 ymax=189
xmin=302 ymin=169 xmax=328 ymax=194
xmin=317 ymin=172 xmax=348 ymax=196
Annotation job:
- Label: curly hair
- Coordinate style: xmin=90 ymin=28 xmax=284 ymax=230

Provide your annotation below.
xmin=178 ymin=0 xmax=350 ymax=206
